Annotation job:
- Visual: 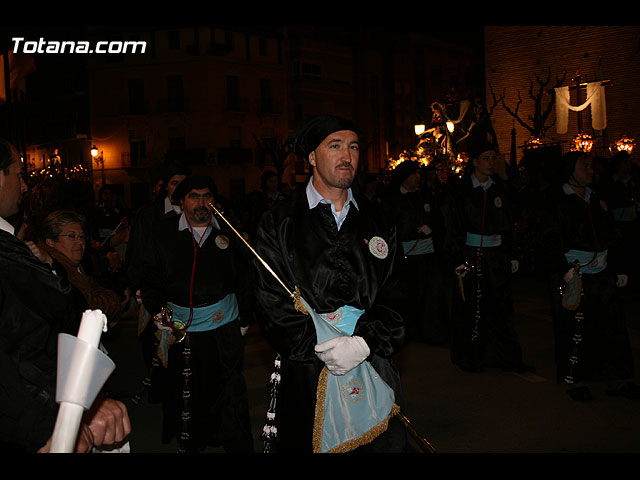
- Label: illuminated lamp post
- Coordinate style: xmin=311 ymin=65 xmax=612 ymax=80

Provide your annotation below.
xmin=523 ymin=136 xmax=543 ymax=150
xmin=570 ymin=132 xmax=594 ymax=153
xmin=91 ymin=144 xmax=105 ymax=185
xmin=614 ymin=135 xmax=635 ymax=154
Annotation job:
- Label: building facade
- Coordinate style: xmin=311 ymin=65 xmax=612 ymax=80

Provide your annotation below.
xmin=485 ymin=25 xmax=640 ymax=166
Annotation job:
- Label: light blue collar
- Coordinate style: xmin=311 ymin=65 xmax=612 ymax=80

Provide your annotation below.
xmin=306 ymin=177 xmax=359 ymax=231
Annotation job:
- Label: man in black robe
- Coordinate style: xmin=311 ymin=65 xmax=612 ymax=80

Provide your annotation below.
xmin=126 ymin=163 xmax=189 ymax=401
xmin=0 ymin=138 xmax=130 ymax=452
xmin=140 ymin=175 xmax=254 ymax=453
xmin=383 ymin=160 xmax=449 ymax=345
xmin=445 ymin=141 xmax=531 ymax=373
xmin=253 ymin=115 xmax=407 ymax=453
xmin=539 ymin=151 xmax=639 ymax=401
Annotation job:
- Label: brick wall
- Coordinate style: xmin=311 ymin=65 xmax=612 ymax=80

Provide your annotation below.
xmin=485 ymin=26 xmax=640 ymax=166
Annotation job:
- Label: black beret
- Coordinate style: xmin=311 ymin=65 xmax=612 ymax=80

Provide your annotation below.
xmin=288 ymin=115 xmax=361 ymax=159
xmin=391 ymin=160 xmax=420 ymax=186
xmin=172 ymin=175 xmax=216 ymax=202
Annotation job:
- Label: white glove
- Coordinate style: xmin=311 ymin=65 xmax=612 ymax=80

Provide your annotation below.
xmin=153 ymin=311 xmax=173 ymax=332
xmin=511 ymin=260 xmax=519 ymax=273
xmin=617 ymin=274 xmax=629 ymax=288
xmin=563 ymin=267 xmax=577 ymax=284
xmin=417 ymin=224 xmax=432 ymax=236
xmin=154 ymin=319 xmax=172 ymax=332
xmin=240 ymin=326 xmax=249 ymax=336
xmin=314 ymin=336 xmax=370 ymax=376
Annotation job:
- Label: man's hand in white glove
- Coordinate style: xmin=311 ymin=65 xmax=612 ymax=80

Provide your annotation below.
xmin=511 ymin=259 xmax=519 ymax=274
xmin=314 ymin=336 xmax=370 ymax=376
xmin=153 ymin=312 xmax=173 ymax=332
xmin=563 ymin=267 xmax=577 ymax=284
xmin=417 ymin=224 xmax=432 ymax=236
xmin=617 ymin=274 xmax=629 ymax=288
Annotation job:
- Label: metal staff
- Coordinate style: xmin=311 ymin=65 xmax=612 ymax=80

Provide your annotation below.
xmin=207 ymin=202 xmax=436 ymax=453
xmin=207 ymin=202 xmax=307 ymax=314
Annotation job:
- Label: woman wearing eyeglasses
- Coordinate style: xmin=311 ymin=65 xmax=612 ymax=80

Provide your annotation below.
xmin=33 ymin=209 xmax=123 ymax=326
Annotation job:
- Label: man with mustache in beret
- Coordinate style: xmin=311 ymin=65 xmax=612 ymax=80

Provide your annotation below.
xmin=140 ymin=175 xmax=254 ymax=453
xmin=253 ymin=115 xmax=407 ymax=453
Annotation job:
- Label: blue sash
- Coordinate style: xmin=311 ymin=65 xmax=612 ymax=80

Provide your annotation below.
xmin=564 ymin=249 xmax=608 ymax=274
xmin=301 ymin=297 xmax=398 ymax=453
xmin=168 ymin=293 xmax=239 ymax=332
xmin=156 ymin=294 xmax=239 ymax=367
xmin=466 ymin=232 xmax=502 ymax=247
xmin=611 ymin=206 xmax=636 ymax=222
xmin=402 ymin=237 xmax=435 ymax=256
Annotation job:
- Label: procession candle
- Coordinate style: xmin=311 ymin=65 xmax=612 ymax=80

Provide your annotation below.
xmin=49 ymin=310 xmax=107 ymax=453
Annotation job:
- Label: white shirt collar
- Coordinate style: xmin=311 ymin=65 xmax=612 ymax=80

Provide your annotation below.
xmin=305 ymin=177 xmax=359 ymax=211
xmin=306 ymin=177 xmax=359 ymax=231
xmin=164 ymin=196 xmax=182 ymax=215
xmin=563 ymin=182 xmax=592 ymax=203
xmin=471 ymin=173 xmax=494 ymax=190
xmin=0 ymin=216 xmax=15 ymax=235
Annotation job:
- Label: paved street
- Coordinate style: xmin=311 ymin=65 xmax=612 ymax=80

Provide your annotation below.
xmin=101 ymin=272 xmax=640 ymax=454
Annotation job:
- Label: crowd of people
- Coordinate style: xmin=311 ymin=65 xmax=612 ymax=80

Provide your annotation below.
xmin=1 ymin=114 xmax=639 ymax=453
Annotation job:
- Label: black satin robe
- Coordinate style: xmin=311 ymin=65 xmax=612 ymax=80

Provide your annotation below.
xmin=444 ymin=175 xmax=525 ymax=371
xmin=538 ymin=186 xmax=634 ymax=383
xmin=253 ymin=185 xmax=407 ymax=452
xmin=140 ymin=215 xmax=254 ymax=452
xmin=0 ymin=230 xmax=87 ymax=451
xmin=384 ymin=187 xmax=450 ymax=345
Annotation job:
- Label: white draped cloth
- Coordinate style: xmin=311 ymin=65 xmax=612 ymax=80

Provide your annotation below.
xmin=555 ymin=81 xmax=607 ymax=134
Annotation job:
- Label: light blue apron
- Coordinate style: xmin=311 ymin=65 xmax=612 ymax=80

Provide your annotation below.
xmin=402 ymin=237 xmax=435 ymax=256
xmin=302 ymin=297 xmax=398 ymax=453
xmin=564 ymin=249 xmax=608 ymax=274
xmin=466 ymin=232 xmax=502 ymax=247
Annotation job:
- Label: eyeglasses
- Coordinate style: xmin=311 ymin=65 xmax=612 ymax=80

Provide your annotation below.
xmin=59 ymin=233 xmax=86 ymax=241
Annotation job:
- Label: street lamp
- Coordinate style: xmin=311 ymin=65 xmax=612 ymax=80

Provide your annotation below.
xmin=570 ymin=132 xmax=593 ymax=153
xmin=91 ymin=144 xmax=104 ymax=168
xmin=614 ymin=135 xmax=635 ymax=154
xmin=91 ymin=144 xmax=105 ymax=184
xmin=446 ymin=121 xmax=454 ymax=133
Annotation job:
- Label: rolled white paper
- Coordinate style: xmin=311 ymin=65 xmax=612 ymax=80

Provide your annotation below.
xmin=76 ymin=309 xmax=107 ymax=349
xmin=49 ymin=310 xmax=110 ymax=453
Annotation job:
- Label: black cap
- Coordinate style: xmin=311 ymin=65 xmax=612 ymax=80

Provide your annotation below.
xmin=172 ymin=175 xmax=216 ymax=202
xmin=391 ymin=160 xmax=421 ymax=187
xmin=288 ymin=115 xmax=361 ymax=159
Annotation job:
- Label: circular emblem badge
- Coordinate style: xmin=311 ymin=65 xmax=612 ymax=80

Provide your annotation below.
xmin=341 ymin=381 xmax=365 ymax=403
xmin=321 ymin=308 xmax=343 ymax=326
xmin=424 ymin=203 xmax=431 ymax=213
xmin=211 ymin=310 xmax=225 ymax=324
xmin=172 ymin=320 xmax=185 ymax=330
xmin=215 ymin=235 xmax=229 ymax=249
xmin=494 ymin=196 xmax=502 ymax=208
xmin=368 ymin=236 xmax=388 ymax=259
